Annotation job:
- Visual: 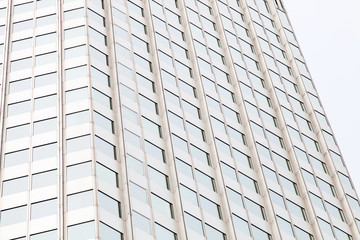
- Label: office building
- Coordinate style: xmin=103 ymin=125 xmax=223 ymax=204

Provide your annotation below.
xmin=0 ymin=0 xmax=359 ymax=239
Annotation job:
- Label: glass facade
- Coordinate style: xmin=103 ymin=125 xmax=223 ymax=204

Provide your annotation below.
xmin=0 ymin=0 xmax=359 ymax=239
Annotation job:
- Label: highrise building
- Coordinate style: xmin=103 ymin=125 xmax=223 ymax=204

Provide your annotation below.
xmin=0 ymin=0 xmax=358 ymax=239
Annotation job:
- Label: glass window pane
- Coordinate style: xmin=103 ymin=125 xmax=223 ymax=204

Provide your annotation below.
xmin=68 ymin=221 xmax=95 ymax=240
xmin=7 ymin=100 xmax=31 ymax=116
xmin=33 ymin=118 xmax=57 ymax=135
xmin=33 ymin=142 xmax=57 ymax=161
xmin=66 ymin=135 xmax=91 ymax=153
xmin=35 ymin=72 xmax=57 ymax=88
xmin=36 ymin=32 xmax=57 ymax=46
xmin=132 ymin=211 xmax=150 ymax=233
xmin=4 ymin=149 xmax=29 ymax=167
xmin=0 ymin=205 xmax=27 ymax=226
xmin=67 ymin=190 xmax=93 ymax=211
xmin=30 ymin=230 xmax=57 ymax=240
xmin=31 ymin=198 xmax=57 ymax=219
xmin=66 ymin=110 xmax=89 ymax=127
xmin=99 ymin=222 xmax=122 ymax=240
xmin=34 ymin=94 xmax=57 ymax=110
xmin=32 ymin=170 xmax=57 ymax=189
xmin=65 ymin=65 xmax=87 ymax=81
xmin=9 ymin=78 xmax=31 ymax=93
xmin=2 ymin=176 xmax=28 ymax=196
xmin=66 ymin=87 xmax=88 ymax=103
xmin=155 ymin=223 xmax=177 ymax=240
xmin=98 ymin=191 xmax=121 ymax=217
xmin=67 ymin=161 xmax=92 ymax=181
xmin=96 ymin=162 xmax=118 ymax=187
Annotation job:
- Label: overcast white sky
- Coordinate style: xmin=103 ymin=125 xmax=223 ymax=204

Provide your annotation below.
xmin=283 ymin=0 xmax=360 ymax=194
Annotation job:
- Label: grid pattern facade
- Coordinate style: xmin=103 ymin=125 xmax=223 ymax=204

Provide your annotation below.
xmin=0 ymin=0 xmax=359 ymax=239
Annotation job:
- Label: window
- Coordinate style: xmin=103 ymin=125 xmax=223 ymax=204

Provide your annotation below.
xmin=226 ymin=187 xmax=244 ymax=208
xmin=176 ymin=158 xmax=193 ymax=178
xmin=309 ymin=155 xmax=328 ymax=174
xmin=184 ymin=212 xmax=204 ymax=235
xmin=33 ymin=118 xmax=57 ymax=135
xmin=195 ymin=169 xmax=216 ymax=192
xmin=309 ymin=192 xmax=325 ymax=211
xmin=145 ymin=141 xmax=165 ymax=163
xmin=12 ymin=38 xmax=32 ymax=51
xmin=221 ymin=162 xmax=237 ymax=181
xmin=33 ymin=142 xmax=57 ymax=161
xmin=252 ymin=225 xmax=272 ymax=240
xmin=35 ymin=72 xmax=57 ymax=88
xmin=95 ymin=136 xmax=117 ymax=160
xmin=100 ymin=222 xmax=123 ymax=240
xmin=8 ymin=78 xmax=31 ymax=93
xmin=94 ymin=111 xmax=114 ymax=133
xmin=32 ymin=170 xmax=57 ymax=189
xmin=65 ymin=45 xmax=86 ymax=60
xmin=325 ymin=201 xmax=346 ymax=222
xmin=92 ymin=88 xmax=112 ymax=109
xmin=14 ymin=2 xmax=34 ymax=14
xmin=88 ymin=8 xmax=105 ymax=26
xmin=34 ymin=94 xmax=57 ymax=110
xmin=66 ymin=135 xmax=91 ymax=153
xmin=64 ymin=8 xmax=84 ymax=21
xmin=287 ymin=200 xmax=308 ymax=222
xmin=0 ymin=205 xmax=27 ymax=226
xmin=277 ymin=216 xmax=294 ymax=237
xmin=180 ymin=185 xmax=198 ymax=206
xmin=11 ymin=57 xmax=32 ymax=71
xmin=67 ymin=190 xmax=93 ymax=211
xmin=233 ymin=214 xmax=251 ymax=237
xmin=36 ymin=14 xmax=56 ymax=27
xmin=65 ymin=65 xmax=87 ymax=82
xmin=246 ymin=198 xmax=267 ymax=221
xmin=6 ymin=124 xmax=30 ymax=141
xmin=2 ymin=176 xmax=28 ymax=196
xmin=200 ymin=196 xmax=222 ymax=219
xmin=263 ymin=165 xmax=278 ymax=183
xmin=273 ymin=152 xmax=292 ymax=171
xmin=98 ymin=191 xmax=121 ymax=217
xmin=89 ymin=27 xmax=107 ymax=45
xmin=279 ymin=175 xmax=300 ymax=196
xmin=66 ymin=111 xmax=89 ymax=127
xmin=96 ymin=162 xmax=119 ymax=187
xmin=67 ymin=161 xmax=92 ymax=181
xmin=301 ymin=169 xmax=317 ymax=186
xmin=132 ymin=211 xmax=150 ymax=234
xmin=31 ymin=198 xmax=57 ymax=219
xmin=317 ymin=217 xmax=334 ymax=237
xmin=294 ymin=226 xmax=314 ymax=240
xmin=151 ymin=194 xmax=174 ymax=218
xmin=142 ymin=117 xmax=162 ymax=138
xmin=4 ymin=149 xmax=29 ymax=167
xmin=239 ymin=172 xmax=260 ymax=194
xmin=64 ymin=26 xmax=86 ymax=40
xmin=13 ymin=19 xmax=34 ymax=33
xmin=90 ymin=46 xmax=108 ymax=65
xmin=7 ymin=100 xmax=31 ymax=116
xmin=30 ymin=230 xmax=57 ymax=240
xmin=149 ymin=167 xmax=170 ymax=190
xmin=269 ymin=190 xmax=285 ymax=208
xmin=205 ymin=224 xmax=226 ymax=240
xmin=129 ymin=182 xmax=147 ymax=202
xmin=155 ymin=223 xmax=177 ymax=240
xmin=233 ymin=148 xmax=253 ymax=169
xmin=317 ymin=177 xmax=337 ymax=198
xmin=68 ymin=221 xmax=95 ymax=240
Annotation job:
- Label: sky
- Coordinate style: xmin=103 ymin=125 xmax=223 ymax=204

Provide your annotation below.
xmin=282 ymin=0 xmax=360 ymax=194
